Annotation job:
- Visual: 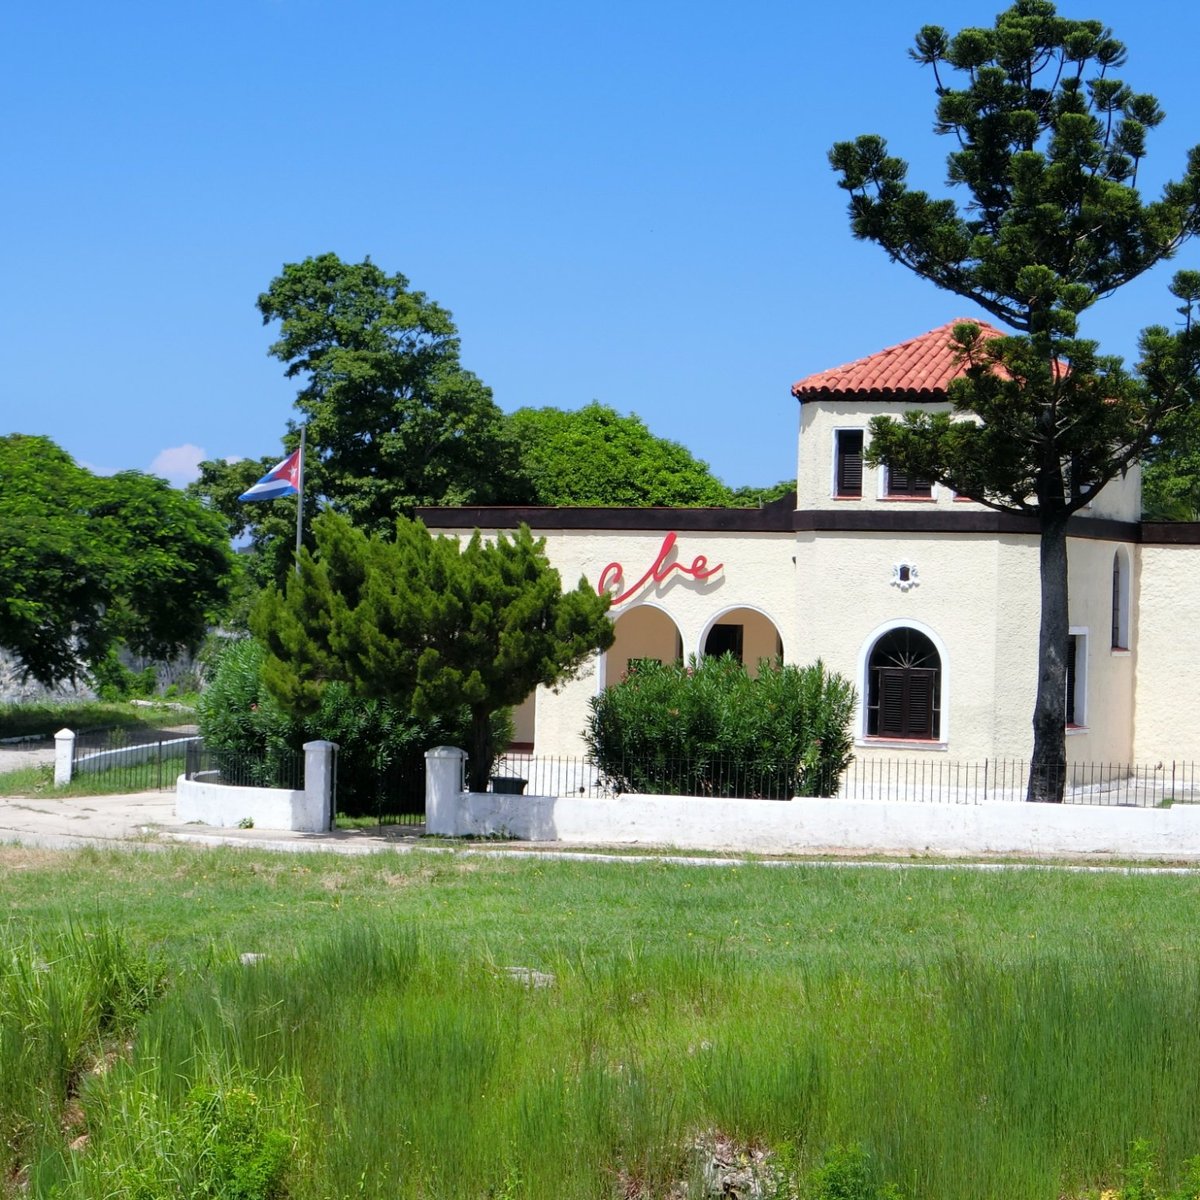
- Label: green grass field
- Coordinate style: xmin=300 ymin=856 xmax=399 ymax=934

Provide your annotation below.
xmin=0 ymin=698 xmax=196 ymax=798
xmin=3 ymin=845 xmax=1200 ymax=1199
xmin=0 ymin=699 xmax=195 ymax=740
xmin=0 ymin=754 xmax=188 ymax=798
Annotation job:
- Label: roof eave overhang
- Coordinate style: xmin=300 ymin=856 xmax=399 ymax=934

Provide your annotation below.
xmin=792 ymin=387 xmax=951 ymax=405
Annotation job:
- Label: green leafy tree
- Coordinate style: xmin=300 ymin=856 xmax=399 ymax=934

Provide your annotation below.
xmin=0 ymin=435 xmax=233 ymax=686
xmin=259 ymin=253 xmax=531 ymax=530
xmin=191 ymin=254 xmax=534 ymax=580
xmin=1142 ymin=410 xmax=1200 ymax=519
xmin=0 ymin=435 xmax=109 ymax=683
xmin=93 ymin=469 xmax=234 ymax=659
xmin=727 ymin=479 xmax=796 ymax=508
xmin=829 ymin=0 xmax=1200 ymax=801
xmin=252 ymin=513 xmax=613 ymax=790
xmin=506 ymin=402 xmax=735 ymax=506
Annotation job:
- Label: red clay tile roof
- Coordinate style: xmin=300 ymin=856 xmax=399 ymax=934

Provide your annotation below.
xmin=792 ymin=318 xmax=1009 ymax=401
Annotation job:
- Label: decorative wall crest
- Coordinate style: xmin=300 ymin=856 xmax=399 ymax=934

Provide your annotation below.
xmin=891 ymin=562 xmax=919 ymax=592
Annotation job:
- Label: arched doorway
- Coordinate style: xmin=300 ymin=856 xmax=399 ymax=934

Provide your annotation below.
xmin=700 ymin=606 xmax=784 ymax=679
xmin=866 ymin=626 xmax=942 ymax=739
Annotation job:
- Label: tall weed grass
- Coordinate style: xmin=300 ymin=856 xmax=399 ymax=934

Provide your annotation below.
xmin=21 ymin=926 xmax=1200 ymax=1199
xmin=7 ymin=863 xmax=1200 ymax=1199
xmin=0 ymin=923 xmax=164 ymax=1185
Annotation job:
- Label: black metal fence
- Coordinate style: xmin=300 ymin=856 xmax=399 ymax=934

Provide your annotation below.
xmin=179 ymin=738 xmax=425 ymax=827
xmin=65 ymin=731 xmax=1200 ymax=812
xmin=470 ymin=754 xmax=1200 ymax=809
xmin=282 ymin=750 xmax=424 ymax=827
xmin=837 ymin=757 xmax=1200 ymax=807
xmin=71 ymin=726 xmax=200 ymax=792
xmin=492 ymin=753 xmax=810 ymax=800
xmin=367 ymin=757 xmax=426 ymax=827
xmin=488 ymin=754 xmax=607 ymax=798
xmin=183 ymin=741 xmax=305 ymax=790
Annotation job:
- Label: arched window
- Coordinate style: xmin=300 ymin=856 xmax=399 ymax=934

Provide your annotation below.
xmin=867 ymin=627 xmax=942 ymax=740
xmin=1111 ymin=548 xmax=1130 ymax=650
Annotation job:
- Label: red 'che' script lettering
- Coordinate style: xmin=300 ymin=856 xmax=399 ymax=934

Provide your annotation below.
xmin=598 ymin=532 xmax=724 ymax=605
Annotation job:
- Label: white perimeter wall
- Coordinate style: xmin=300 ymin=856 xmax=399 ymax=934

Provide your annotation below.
xmin=176 ymin=777 xmax=328 ymax=833
xmin=433 ymin=789 xmax=1200 ymax=861
xmin=425 ymin=747 xmax=1200 ymax=860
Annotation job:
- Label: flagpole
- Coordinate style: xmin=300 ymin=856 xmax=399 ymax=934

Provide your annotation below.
xmin=294 ymin=425 xmax=306 ymax=577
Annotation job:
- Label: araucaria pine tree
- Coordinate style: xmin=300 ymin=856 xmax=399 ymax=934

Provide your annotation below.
xmin=829 ymin=0 xmax=1200 ymax=801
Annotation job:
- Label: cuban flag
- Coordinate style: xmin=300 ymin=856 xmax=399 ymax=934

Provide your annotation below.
xmin=238 ymin=447 xmax=302 ymax=502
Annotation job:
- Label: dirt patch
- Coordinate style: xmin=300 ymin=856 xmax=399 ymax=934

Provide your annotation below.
xmin=245 ymin=861 xmax=293 ymax=880
xmin=0 ymin=846 xmax=70 ymax=870
xmin=374 ymin=866 xmax=441 ymax=888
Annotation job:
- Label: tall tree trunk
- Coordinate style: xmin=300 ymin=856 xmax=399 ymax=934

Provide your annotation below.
xmin=467 ymin=708 xmax=495 ymax=793
xmin=1028 ymin=514 xmax=1069 ymax=803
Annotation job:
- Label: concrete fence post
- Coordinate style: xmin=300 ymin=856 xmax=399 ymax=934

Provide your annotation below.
xmin=54 ymin=728 xmax=75 ymax=787
xmin=302 ymin=740 xmax=339 ymax=832
xmin=425 ymin=746 xmax=467 ymax=836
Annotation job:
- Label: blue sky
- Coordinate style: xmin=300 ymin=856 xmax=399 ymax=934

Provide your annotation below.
xmin=3 ymin=0 xmax=1199 ymax=491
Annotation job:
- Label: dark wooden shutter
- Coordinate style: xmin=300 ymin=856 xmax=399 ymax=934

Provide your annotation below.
xmin=1112 ymin=559 xmax=1121 ymax=649
xmin=877 ymin=667 xmax=936 ymax=738
xmin=836 ymin=431 xmax=864 ymax=496
xmin=1065 ymin=637 xmax=1077 ymax=725
xmin=887 ymin=464 xmax=933 ymax=497
xmin=878 ymin=669 xmax=906 ymax=737
xmin=905 ymin=670 xmax=935 ymax=737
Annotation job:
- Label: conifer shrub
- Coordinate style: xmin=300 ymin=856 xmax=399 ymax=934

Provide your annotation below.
xmin=585 ymin=655 xmax=856 ymax=798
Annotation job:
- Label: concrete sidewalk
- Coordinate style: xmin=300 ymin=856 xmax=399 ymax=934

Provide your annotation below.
xmin=0 ymin=790 xmax=425 ymax=854
xmin=0 ymin=791 xmax=732 ymax=866
xmin=9 ymin=790 xmax=1200 ymax=876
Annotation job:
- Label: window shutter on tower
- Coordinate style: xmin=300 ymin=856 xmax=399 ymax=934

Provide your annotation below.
xmin=836 ymin=431 xmax=863 ymax=496
xmin=886 ymin=464 xmax=933 ymax=498
xmin=1066 ymin=637 xmax=1077 ymax=725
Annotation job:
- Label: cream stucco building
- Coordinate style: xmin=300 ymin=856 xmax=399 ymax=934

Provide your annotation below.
xmin=420 ymin=321 xmax=1200 ymax=768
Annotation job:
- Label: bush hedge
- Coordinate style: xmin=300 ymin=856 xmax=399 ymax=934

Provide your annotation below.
xmin=585 ymin=655 xmax=856 ymax=798
xmin=197 ymin=638 xmax=507 ymax=815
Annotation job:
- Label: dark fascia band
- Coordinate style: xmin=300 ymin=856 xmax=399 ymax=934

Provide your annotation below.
xmin=417 ymin=503 xmax=1152 ymax=543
